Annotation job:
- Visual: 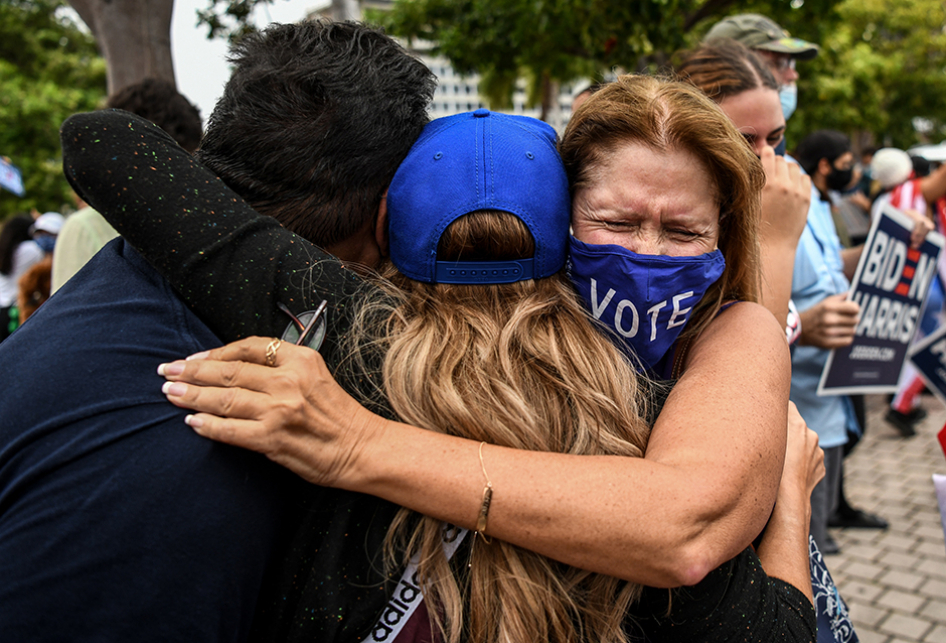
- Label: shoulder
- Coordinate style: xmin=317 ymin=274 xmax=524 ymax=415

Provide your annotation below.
xmin=807 ymin=192 xmax=832 ymax=225
xmin=691 ymin=302 xmax=786 ymax=357
xmin=630 ymin=548 xmax=815 ymax=642
xmin=680 ymin=302 xmax=790 ymax=395
xmin=0 ymin=254 xmax=290 ymax=638
xmin=662 ymin=301 xmax=790 ymax=427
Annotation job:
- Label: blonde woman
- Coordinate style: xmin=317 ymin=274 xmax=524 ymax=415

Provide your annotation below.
xmin=64 ymin=77 xmax=820 ymax=642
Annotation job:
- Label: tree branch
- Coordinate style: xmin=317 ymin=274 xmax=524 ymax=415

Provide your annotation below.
xmin=682 ymin=0 xmax=739 ymax=33
xmin=67 ymin=0 xmax=98 ymax=38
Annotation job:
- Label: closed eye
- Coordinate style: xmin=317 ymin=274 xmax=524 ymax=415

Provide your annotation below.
xmin=767 ymin=128 xmax=786 ymax=147
xmin=602 ymin=219 xmax=638 ymax=229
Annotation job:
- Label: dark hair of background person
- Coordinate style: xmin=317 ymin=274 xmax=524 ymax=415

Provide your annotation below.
xmin=674 ymin=39 xmax=778 ymax=103
xmin=17 ymin=256 xmax=51 ymax=323
xmin=575 ymin=82 xmax=609 ymax=99
xmin=793 ymin=129 xmax=851 ymax=176
xmin=0 ymin=214 xmax=36 ymax=276
xmin=195 ymin=20 xmax=437 ymax=249
xmin=106 ymin=78 xmax=203 ymax=153
xmin=572 ymin=81 xmax=610 ymax=112
xmin=911 ymin=155 xmax=932 ymax=178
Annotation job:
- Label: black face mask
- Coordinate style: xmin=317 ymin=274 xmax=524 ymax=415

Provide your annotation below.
xmin=826 ymin=165 xmax=853 ymax=191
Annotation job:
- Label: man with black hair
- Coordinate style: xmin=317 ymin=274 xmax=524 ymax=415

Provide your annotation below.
xmin=789 ymin=130 xmax=941 ymax=553
xmin=788 ymin=130 xmax=866 ymax=555
xmin=793 ymin=127 xmax=938 ymax=555
xmin=195 ymin=23 xmax=432 ymax=268
xmin=51 ymin=78 xmax=203 ymax=291
xmin=0 ymin=20 xmax=435 ymax=642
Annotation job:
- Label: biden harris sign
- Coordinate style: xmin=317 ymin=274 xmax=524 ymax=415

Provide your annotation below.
xmin=818 ymin=204 xmax=945 ymax=395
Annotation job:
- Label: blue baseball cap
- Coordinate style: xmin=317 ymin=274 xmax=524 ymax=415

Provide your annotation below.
xmin=387 ymin=109 xmax=570 ymax=285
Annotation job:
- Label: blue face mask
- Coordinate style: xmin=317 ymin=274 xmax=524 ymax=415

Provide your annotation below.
xmin=34 ymin=235 xmax=56 ymax=254
xmin=567 ymin=236 xmax=726 ymax=371
xmin=780 ymin=84 xmax=798 ymax=121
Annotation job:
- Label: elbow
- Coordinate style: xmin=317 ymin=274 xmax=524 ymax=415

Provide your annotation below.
xmin=634 ymin=525 xmax=723 ymax=587
xmin=660 ymin=541 xmax=718 ymax=587
xmin=646 ymin=496 xmax=748 ymax=587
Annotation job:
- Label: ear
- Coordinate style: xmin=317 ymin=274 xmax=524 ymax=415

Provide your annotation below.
xmin=375 ymin=191 xmax=389 ymax=257
xmin=818 ymin=157 xmax=833 ymax=177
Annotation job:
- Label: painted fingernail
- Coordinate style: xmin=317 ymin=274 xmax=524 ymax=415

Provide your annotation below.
xmin=162 ymin=381 xmax=187 ymax=397
xmin=185 ymin=414 xmax=204 ymax=429
xmin=187 ymin=351 xmax=210 ymax=361
xmin=158 ymin=361 xmax=185 ymax=377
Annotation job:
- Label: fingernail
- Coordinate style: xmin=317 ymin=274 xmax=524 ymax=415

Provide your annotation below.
xmin=162 ymin=381 xmax=187 ymax=397
xmin=187 ymin=351 xmax=210 ymax=361
xmin=185 ymin=414 xmax=204 ymax=429
xmin=158 ymin=361 xmax=185 ymax=377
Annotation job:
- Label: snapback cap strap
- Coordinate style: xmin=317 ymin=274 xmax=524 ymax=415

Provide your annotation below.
xmin=435 ymin=259 xmax=535 ymax=284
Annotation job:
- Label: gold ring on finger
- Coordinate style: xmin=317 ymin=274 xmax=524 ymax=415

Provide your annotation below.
xmin=265 ymin=339 xmax=282 ymax=367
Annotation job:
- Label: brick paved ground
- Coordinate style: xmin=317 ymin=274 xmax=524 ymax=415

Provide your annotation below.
xmin=828 ymin=394 xmax=946 ymax=642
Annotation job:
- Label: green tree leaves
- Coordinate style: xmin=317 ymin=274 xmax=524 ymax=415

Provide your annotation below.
xmin=377 ymin=0 xmax=945 ymax=149
xmin=0 ymin=0 xmax=106 ymax=219
xmin=764 ymin=0 xmax=946 ymax=149
xmin=374 ymin=0 xmax=693 ymax=111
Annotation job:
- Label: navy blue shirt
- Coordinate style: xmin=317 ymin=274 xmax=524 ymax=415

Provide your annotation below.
xmin=0 ymin=239 xmax=292 ymax=642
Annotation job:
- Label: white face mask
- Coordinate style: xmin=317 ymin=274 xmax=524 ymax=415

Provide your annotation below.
xmin=780 ymin=84 xmax=798 ymax=121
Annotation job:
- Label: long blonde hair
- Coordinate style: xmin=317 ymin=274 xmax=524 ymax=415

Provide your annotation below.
xmin=560 ymin=74 xmax=765 ymax=343
xmin=347 ymin=211 xmax=652 ymax=643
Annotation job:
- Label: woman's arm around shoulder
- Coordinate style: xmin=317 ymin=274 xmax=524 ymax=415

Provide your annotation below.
xmin=158 ymin=301 xmax=790 ymax=588
xmin=59 ymin=110 xmax=363 ymax=345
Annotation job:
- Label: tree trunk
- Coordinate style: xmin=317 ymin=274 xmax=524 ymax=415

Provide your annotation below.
xmin=331 ymin=0 xmax=361 ymax=21
xmin=539 ymin=73 xmax=561 ymax=128
xmin=68 ymin=0 xmax=176 ymax=95
xmin=852 ymin=130 xmax=875 ymax=158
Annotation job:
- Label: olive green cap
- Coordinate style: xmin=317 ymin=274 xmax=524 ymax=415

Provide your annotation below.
xmin=704 ymin=13 xmax=819 ymax=60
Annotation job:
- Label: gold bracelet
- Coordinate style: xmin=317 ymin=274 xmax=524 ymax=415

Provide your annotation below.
xmin=469 ymin=442 xmax=495 ymax=567
xmin=475 ymin=441 xmax=493 ymax=543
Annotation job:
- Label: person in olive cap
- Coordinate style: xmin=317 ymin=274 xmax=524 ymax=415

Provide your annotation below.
xmin=704 ymin=13 xmax=819 ymax=123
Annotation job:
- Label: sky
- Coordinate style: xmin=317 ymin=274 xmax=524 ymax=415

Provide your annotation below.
xmin=171 ymin=0 xmax=318 ymax=120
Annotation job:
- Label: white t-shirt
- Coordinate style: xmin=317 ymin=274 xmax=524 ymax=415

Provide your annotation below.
xmin=0 ymin=240 xmax=44 ymax=306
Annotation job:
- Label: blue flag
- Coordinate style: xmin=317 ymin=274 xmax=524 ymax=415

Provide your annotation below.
xmin=0 ymin=157 xmax=25 ymax=197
